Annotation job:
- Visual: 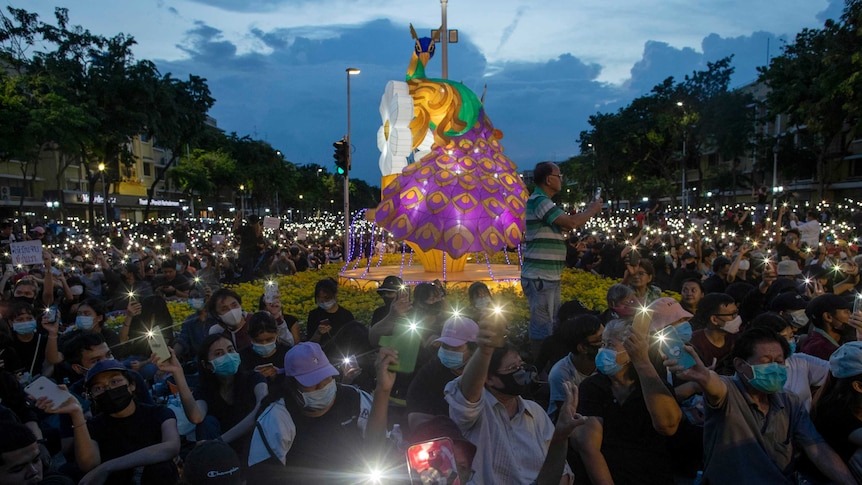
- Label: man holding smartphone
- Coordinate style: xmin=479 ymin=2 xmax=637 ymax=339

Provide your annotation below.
xmin=522 ymin=162 xmax=603 ymax=361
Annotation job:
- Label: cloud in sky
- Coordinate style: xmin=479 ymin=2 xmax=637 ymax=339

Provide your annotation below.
xmin=17 ymin=0 xmax=843 ymax=184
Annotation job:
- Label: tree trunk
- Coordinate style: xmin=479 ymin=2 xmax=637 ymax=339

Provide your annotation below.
xmin=144 ymin=153 xmax=178 ymax=220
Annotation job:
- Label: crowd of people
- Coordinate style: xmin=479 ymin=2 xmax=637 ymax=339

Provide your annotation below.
xmin=1 ymin=164 xmax=862 ymax=484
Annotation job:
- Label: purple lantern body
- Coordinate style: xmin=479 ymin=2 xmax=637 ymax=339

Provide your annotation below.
xmin=374 ymin=109 xmax=528 ymax=259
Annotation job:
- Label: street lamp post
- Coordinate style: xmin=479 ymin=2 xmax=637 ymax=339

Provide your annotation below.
xmin=98 ymin=163 xmax=109 ymax=222
xmin=677 ymin=102 xmax=687 ymax=212
xmin=239 ymin=184 xmax=246 ymax=217
xmin=345 ymin=67 xmax=360 ymax=259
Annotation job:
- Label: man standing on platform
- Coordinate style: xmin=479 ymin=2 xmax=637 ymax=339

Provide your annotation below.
xmin=522 ymin=162 xmax=603 ymax=361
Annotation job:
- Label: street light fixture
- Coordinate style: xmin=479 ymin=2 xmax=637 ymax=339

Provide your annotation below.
xmin=97 ymin=163 xmax=108 ymax=222
xmin=345 ymin=67 xmax=360 ymax=259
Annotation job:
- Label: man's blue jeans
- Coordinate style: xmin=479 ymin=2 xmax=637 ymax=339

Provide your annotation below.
xmin=521 ymin=278 xmax=560 ymax=340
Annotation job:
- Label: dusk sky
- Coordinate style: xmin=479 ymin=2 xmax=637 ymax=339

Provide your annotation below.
xmin=20 ymin=0 xmax=845 ymax=186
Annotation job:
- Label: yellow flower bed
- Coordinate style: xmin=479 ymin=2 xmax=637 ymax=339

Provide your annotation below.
xmin=160 ymin=264 xmax=679 ymax=334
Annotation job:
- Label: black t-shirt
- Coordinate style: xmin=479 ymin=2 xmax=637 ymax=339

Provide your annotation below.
xmin=305 ymin=306 xmax=356 ymax=343
xmin=239 ymin=342 xmax=290 ymax=375
xmin=88 ymin=403 xmax=175 ymax=484
xmin=249 ymin=384 xmax=368 ymax=484
xmin=701 ymin=274 xmax=727 ymax=294
xmin=406 ymin=357 xmax=458 ymax=417
xmin=574 ymin=374 xmax=674 ymax=485
xmin=799 ymin=402 xmax=862 ymax=479
xmin=9 ymin=332 xmax=48 ymax=376
xmin=193 ymin=370 xmax=265 ymax=432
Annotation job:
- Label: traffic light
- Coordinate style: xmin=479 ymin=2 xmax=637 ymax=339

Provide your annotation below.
xmin=333 ymin=137 xmax=349 ymax=175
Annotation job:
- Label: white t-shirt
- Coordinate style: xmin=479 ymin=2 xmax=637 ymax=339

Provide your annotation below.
xmin=784 ymin=352 xmax=829 ymax=410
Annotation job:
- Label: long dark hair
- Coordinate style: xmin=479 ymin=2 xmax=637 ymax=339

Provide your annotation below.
xmin=811 ymin=372 xmax=862 ymax=424
xmin=196 ymin=334 xmax=234 ymax=393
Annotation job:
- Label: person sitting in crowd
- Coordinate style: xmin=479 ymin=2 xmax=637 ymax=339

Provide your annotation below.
xmin=173 ymin=296 xmax=212 ymax=363
xmin=748 ymin=312 xmax=829 ymax=410
xmin=305 ymin=278 xmax=355 ymax=348
xmin=689 ymin=292 xmax=741 ymax=374
xmin=45 ymin=298 xmax=119 ymax=368
xmin=444 ymin=319 xmax=586 ymax=484
xmin=7 ymin=302 xmax=50 ymax=380
xmin=239 ymin=312 xmax=290 ymax=381
xmin=623 ymin=259 xmax=662 ymax=305
xmin=800 ymin=341 xmax=862 ymax=481
xmin=246 ymin=342 xmax=397 ymax=483
xmin=151 ymin=260 xmax=191 ymax=300
xmin=573 ymin=318 xmax=682 ymax=484
xmin=118 ymin=295 xmax=174 ymax=383
xmin=406 ymin=315 xmax=479 ymax=429
xmin=679 ymin=278 xmax=704 ymax=315
xmin=370 ymin=275 xmax=403 ymax=325
xmin=36 ymin=359 xmax=180 ymax=485
xmin=0 ymin=421 xmax=73 ymax=485
xmin=536 ymin=299 xmax=599 ymax=377
xmin=257 ymin=294 xmax=300 ymax=347
xmin=206 ymin=289 xmax=251 ymax=351
xmin=464 ymin=281 xmax=494 ymax=323
xmin=156 ymin=334 xmax=267 ymax=453
xmin=800 ymin=293 xmax=853 ymax=360
xmin=599 ymin=283 xmax=638 ymax=323
xmin=667 ymin=326 xmax=856 ymax=484
xmin=546 ymin=314 xmax=602 ymax=417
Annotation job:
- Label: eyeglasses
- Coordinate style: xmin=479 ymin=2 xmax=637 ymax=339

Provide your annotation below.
xmin=498 ymin=361 xmax=526 ymax=374
xmin=714 ymin=311 xmax=739 ymax=318
xmin=548 ymin=174 xmax=564 ymax=181
xmin=89 ymin=377 xmax=127 ymax=396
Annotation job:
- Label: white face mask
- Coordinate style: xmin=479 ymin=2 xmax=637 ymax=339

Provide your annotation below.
xmin=473 ymin=297 xmax=492 ymax=310
xmin=738 ymin=260 xmax=750 ymax=271
xmin=789 ymin=310 xmax=809 ymax=328
xmin=199 ymin=261 xmax=208 ymax=269
xmin=318 ymin=300 xmax=336 ymax=311
xmin=721 ymin=315 xmax=743 ymax=334
xmin=70 ymin=285 xmax=84 ymax=296
xmin=220 ymin=307 xmax=243 ymax=327
xmin=301 ymin=380 xmax=336 ymax=411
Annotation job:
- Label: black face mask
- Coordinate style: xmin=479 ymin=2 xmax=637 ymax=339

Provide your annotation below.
xmin=686 ymin=262 xmax=697 ymax=271
xmin=491 ymin=367 xmax=535 ymax=396
xmin=12 ymin=295 xmax=35 ymax=306
xmin=93 ymin=385 xmax=134 ymax=415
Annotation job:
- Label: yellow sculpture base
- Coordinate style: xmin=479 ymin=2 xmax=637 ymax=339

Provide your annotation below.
xmin=406 ymin=242 xmax=468 ymax=273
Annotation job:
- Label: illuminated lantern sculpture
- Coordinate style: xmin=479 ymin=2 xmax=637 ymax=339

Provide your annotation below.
xmin=371 ymin=25 xmax=528 ymax=272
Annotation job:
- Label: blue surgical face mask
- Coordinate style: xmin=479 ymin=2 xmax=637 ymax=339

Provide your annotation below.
xmin=210 ymin=352 xmax=241 ymax=376
xmin=788 ymin=339 xmax=797 ymax=355
xmin=12 ymin=320 xmax=37 ymax=335
xmin=437 ymin=347 xmax=464 ymax=370
xmin=301 ymin=380 xmax=337 ymax=411
xmin=252 ymin=341 xmax=276 ymax=357
xmin=595 ymin=348 xmax=628 ymax=376
xmin=674 ymin=322 xmax=693 ymax=343
xmin=175 ymin=264 xmax=183 ymax=272
xmin=744 ymin=361 xmax=787 ymax=393
xmin=188 ymin=298 xmax=205 ymax=310
xmin=318 ymin=300 xmax=336 ymax=311
xmin=76 ymin=316 xmax=95 ymax=331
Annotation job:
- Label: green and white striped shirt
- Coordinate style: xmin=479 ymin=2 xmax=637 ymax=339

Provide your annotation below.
xmin=521 ymin=187 xmax=566 ymax=281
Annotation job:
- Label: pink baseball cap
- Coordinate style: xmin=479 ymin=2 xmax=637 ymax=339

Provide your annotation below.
xmin=434 ymin=316 xmax=479 ymax=347
xmin=647 ymin=297 xmax=693 ymax=332
xmin=283 ymin=342 xmax=338 ymax=387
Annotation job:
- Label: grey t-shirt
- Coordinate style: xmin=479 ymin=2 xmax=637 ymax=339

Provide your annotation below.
xmin=703 ymin=375 xmax=824 ymax=484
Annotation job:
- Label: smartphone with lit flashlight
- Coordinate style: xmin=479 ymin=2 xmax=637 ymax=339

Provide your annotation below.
xmin=854 ymin=294 xmax=862 ymax=315
xmin=656 ymin=325 xmax=695 ymax=370
xmin=148 ymin=327 xmax=171 ymax=363
xmin=594 ymin=187 xmax=602 ymax=200
xmin=407 ymin=438 xmax=460 ymax=485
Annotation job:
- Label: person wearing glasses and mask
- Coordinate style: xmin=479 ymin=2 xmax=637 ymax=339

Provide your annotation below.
xmin=35 ymin=359 xmax=180 ymax=485
xmin=522 ymin=161 xmax=603 ymax=362
xmin=690 ymin=293 xmax=742 ymax=375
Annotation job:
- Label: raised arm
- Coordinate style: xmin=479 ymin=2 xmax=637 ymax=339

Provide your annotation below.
xmin=553 ymin=199 xmax=603 ymax=231
xmin=624 ymin=331 xmax=681 ymax=436
xmin=155 ymin=350 xmax=206 ymax=424
xmin=664 ymin=345 xmax=727 ymax=407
